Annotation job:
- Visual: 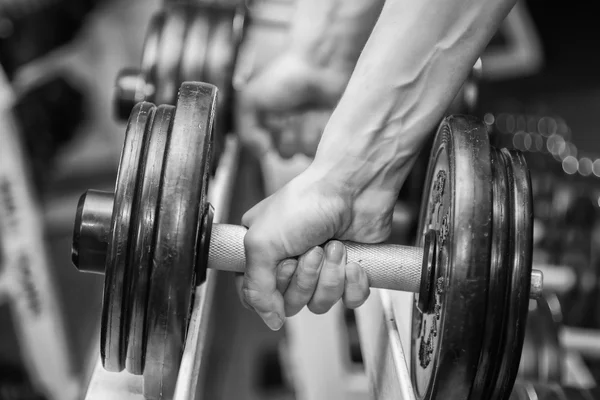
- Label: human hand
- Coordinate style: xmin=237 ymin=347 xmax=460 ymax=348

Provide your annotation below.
xmin=235 ymin=51 xmax=348 ymax=158
xmin=236 ymin=161 xmax=401 ymax=330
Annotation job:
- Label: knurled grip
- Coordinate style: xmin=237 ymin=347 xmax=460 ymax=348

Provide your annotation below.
xmin=207 ymin=224 xmax=423 ymax=292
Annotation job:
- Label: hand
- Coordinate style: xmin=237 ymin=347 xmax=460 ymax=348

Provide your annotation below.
xmin=235 ymin=51 xmax=349 ymax=158
xmin=236 ymin=163 xmax=399 ymax=330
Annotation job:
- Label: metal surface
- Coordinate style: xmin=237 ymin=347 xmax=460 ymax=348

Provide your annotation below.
xmin=490 ymin=149 xmax=534 ymax=400
xmin=474 ymin=146 xmax=510 ymax=400
xmin=73 ymin=190 xmax=114 ymax=275
xmin=115 ymin=2 xmax=245 ymax=121
xmin=510 ymin=381 xmax=600 ymax=400
xmin=102 ymin=103 xmax=155 ymax=373
xmin=412 ymin=116 xmax=493 ymax=400
xmin=207 ymin=224 xmax=426 ymax=292
xmin=518 ymin=294 xmax=563 ymax=382
xmin=126 ymin=105 xmax=175 ymax=375
xmin=143 ymin=83 xmax=217 ymax=400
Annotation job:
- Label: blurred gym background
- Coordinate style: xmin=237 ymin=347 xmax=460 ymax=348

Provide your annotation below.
xmin=0 ymin=0 xmax=599 ymax=399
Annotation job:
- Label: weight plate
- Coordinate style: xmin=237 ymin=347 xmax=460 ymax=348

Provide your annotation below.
xmin=179 ymin=8 xmax=210 ymax=85
xmin=474 ymin=147 xmax=511 ymax=399
xmin=144 ymin=82 xmax=217 ymax=400
xmin=154 ymin=7 xmax=187 ymax=105
xmin=491 ymin=149 xmax=533 ymax=400
xmin=125 ymin=105 xmax=175 ymax=375
xmin=101 ymin=102 xmax=155 ymax=372
xmin=411 ymin=116 xmax=493 ymax=400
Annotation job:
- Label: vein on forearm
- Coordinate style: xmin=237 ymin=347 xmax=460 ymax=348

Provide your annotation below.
xmin=315 ymin=0 xmax=517 ymax=190
xmin=289 ymin=0 xmax=385 ymax=69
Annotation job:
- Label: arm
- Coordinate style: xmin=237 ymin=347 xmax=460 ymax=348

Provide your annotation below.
xmin=313 ymin=0 xmax=518 ymax=192
xmin=288 ymin=0 xmax=386 ymax=72
xmin=236 ymin=0 xmax=384 ymax=156
xmin=238 ymin=0 xmax=518 ymax=331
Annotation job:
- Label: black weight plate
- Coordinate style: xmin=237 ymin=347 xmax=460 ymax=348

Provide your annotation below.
xmin=125 ymin=105 xmax=175 ymax=375
xmin=101 ymin=102 xmax=155 ymax=372
xmin=491 ymin=149 xmax=533 ymax=400
xmin=144 ymin=82 xmax=217 ymax=400
xmin=179 ymin=8 xmax=210 ymax=84
xmin=140 ymin=11 xmax=166 ymax=103
xmin=411 ymin=116 xmax=493 ymax=400
xmin=472 ymin=147 xmax=511 ymax=400
xmin=154 ymin=7 xmax=187 ymax=105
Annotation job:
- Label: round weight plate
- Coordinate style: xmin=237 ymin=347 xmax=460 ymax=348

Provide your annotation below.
xmin=154 ymin=7 xmax=187 ymax=105
xmin=125 ymin=105 xmax=175 ymax=375
xmin=179 ymin=8 xmax=210 ymax=84
xmin=473 ymin=147 xmax=511 ymax=399
xmin=490 ymin=149 xmax=533 ymax=400
xmin=411 ymin=116 xmax=493 ymax=400
xmin=140 ymin=11 xmax=166 ymax=103
xmin=144 ymin=82 xmax=217 ymax=400
xmin=101 ymin=102 xmax=155 ymax=372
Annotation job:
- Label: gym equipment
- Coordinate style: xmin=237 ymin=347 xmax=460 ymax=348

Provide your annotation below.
xmin=113 ymin=1 xmax=245 ymax=175
xmin=114 ymin=1 xmax=245 ymax=130
xmin=511 ymin=381 xmax=599 ymax=400
xmin=72 ymin=81 xmax=541 ymax=399
xmin=518 ymin=293 xmax=564 ymax=382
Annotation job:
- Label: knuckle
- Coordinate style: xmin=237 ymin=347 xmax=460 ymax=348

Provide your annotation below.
xmin=318 ymin=277 xmax=343 ymax=292
xmin=295 ymin=275 xmax=318 ymax=294
xmin=242 ymin=286 xmax=264 ymax=308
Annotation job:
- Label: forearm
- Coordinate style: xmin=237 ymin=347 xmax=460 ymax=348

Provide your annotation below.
xmin=289 ymin=0 xmax=385 ymax=70
xmin=313 ymin=0 xmax=517 ymax=193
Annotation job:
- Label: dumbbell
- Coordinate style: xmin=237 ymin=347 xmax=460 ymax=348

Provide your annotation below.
xmin=71 ymin=81 xmax=542 ymax=400
xmin=114 ymin=1 xmax=245 ymax=173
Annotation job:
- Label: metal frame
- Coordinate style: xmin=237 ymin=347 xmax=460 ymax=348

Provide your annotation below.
xmin=0 ymin=67 xmax=80 ymax=400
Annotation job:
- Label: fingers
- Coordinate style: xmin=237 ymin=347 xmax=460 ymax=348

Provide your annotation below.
xmin=307 ymin=241 xmax=346 ymax=314
xmin=343 ymin=262 xmax=370 ymax=309
xmin=283 ymin=247 xmax=325 ymax=317
xmin=242 ymin=229 xmax=287 ymax=331
xmin=276 ymin=259 xmax=298 ymax=293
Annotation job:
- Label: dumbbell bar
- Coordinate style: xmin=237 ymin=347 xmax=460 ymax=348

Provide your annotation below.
xmin=72 ymin=81 xmax=541 ymax=400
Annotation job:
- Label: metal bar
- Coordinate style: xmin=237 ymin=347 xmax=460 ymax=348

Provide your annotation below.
xmin=354 ymin=291 xmax=416 ymax=400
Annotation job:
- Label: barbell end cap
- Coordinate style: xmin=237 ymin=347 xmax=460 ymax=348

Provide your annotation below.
xmin=72 ymin=190 xmax=113 ymax=275
xmin=530 ymin=269 xmax=543 ymax=299
xmin=114 ymin=68 xmax=146 ymax=121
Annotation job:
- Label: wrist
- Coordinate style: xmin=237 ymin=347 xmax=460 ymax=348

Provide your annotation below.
xmin=309 ymin=140 xmax=417 ymax=199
